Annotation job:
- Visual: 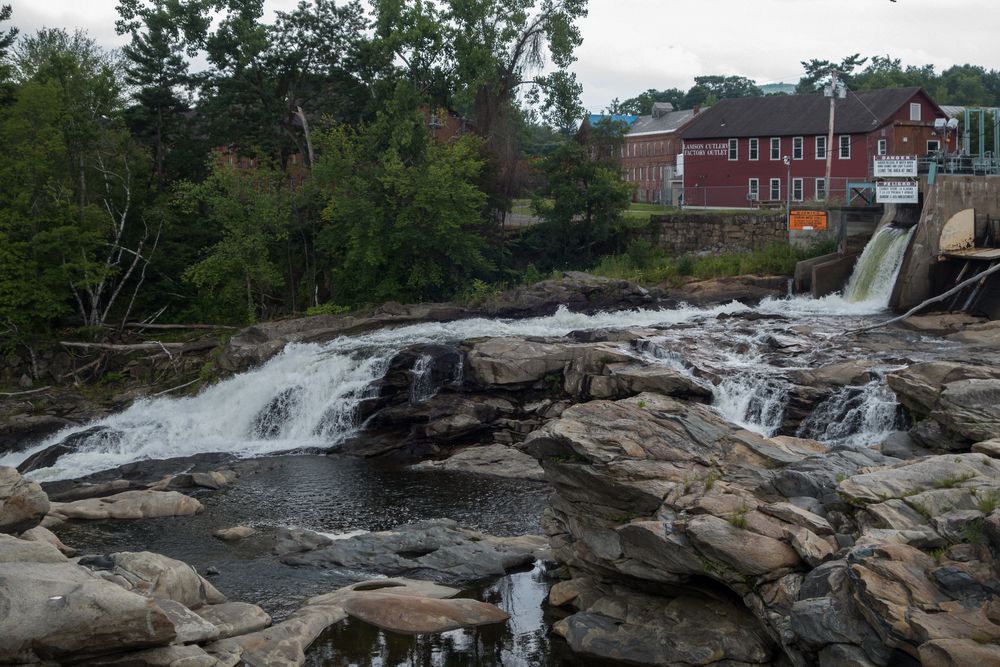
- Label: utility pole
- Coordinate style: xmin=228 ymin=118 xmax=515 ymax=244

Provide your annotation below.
xmin=825 ymin=70 xmax=839 ymax=200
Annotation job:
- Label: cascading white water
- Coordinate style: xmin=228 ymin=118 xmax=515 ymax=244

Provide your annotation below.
xmin=409 ymin=354 xmax=437 ymax=404
xmin=842 ymin=225 xmax=915 ymax=305
xmin=2 ymin=303 xmax=752 ymax=481
xmin=796 ymin=375 xmax=904 ymax=447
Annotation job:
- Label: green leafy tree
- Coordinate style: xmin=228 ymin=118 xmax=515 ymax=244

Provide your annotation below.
xmin=0 ymin=4 xmax=18 ymax=103
xmin=314 ymin=91 xmax=490 ymax=306
xmin=796 ymin=54 xmax=868 ymax=93
xmin=179 ymin=162 xmax=290 ymax=323
xmin=614 ymin=87 xmax=685 ymax=115
xmin=116 ymin=0 xmax=210 ymax=190
xmin=532 ymin=119 xmax=631 ymax=267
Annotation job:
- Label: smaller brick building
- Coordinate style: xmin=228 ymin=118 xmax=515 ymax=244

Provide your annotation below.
xmin=622 ymin=103 xmax=702 ymax=204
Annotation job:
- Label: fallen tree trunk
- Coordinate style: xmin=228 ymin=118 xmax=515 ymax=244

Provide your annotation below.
xmin=124 ymin=323 xmax=238 ymax=331
xmin=60 ymin=341 xmax=186 ymax=352
xmin=847 ymin=259 xmax=1000 ymax=334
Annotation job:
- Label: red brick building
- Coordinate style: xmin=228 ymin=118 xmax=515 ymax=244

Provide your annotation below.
xmin=678 ymin=87 xmax=954 ymax=209
xmin=622 ymin=103 xmax=702 ymax=204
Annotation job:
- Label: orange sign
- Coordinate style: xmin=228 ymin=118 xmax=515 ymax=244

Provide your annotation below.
xmin=790 ymin=210 xmax=828 ymax=231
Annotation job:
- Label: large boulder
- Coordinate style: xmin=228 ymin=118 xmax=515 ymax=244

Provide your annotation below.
xmin=0 ymin=561 xmax=177 ymax=663
xmin=48 ymin=489 xmax=203 ymax=521
xmin=0 ymin=465 xmax=49 ymax=534
xmin=410 ymin=444 xmax=545 ymax=481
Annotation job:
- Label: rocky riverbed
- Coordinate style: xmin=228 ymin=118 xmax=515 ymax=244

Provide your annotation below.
xmin=3 ymin=274 xmax=1000 ymax=665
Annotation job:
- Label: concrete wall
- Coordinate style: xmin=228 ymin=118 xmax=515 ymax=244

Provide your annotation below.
xmin=891 ymin=175 xmax=1000 ymax=311
xmin=648 ymin=213 xmax=786 ymax=254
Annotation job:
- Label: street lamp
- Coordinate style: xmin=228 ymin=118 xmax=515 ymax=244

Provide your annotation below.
xmin=783 ymin=155 xmax=792 ymax=225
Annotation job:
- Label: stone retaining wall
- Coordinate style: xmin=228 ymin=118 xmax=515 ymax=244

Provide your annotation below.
xmin=647 ymin=213 xmax=787 ymax=254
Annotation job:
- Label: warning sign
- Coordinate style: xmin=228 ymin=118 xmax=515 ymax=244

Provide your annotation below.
xmin=874 ymin=155 xmax=918 ymax=178
xmin=876 ymin=181 xmax=919 ymax=204
xmin=789 ymin=210 xmax=828 ymax=231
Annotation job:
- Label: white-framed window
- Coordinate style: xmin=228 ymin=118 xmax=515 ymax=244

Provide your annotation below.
xmin=770 ymin=137 xmax=781 ymax=160
xmin=877 ymin=139 xmax=887 ymax=155
xmin=748 ymin=178 xmax=759 ymax=200
xmin=749 ymin=138 xmax=759 ymax=161
xmin=620 ymin=146 xmax=624 ymax=157
xmin=910 ymin=102 xmax=922 ymax=121
xmin=793 ymin=136 xmax=804 ymax=160
xmin=792 ymin=178 xmax=803 ymax=201
xmin=815 ymin=178 xmax=827 ymax=201
xmin=770 ymin=178 xmax=781 ymax=200
xmin=728 ymin=138 xmax=738 ymax=161
xmin=839 ymin=135 xmax=851 ymax=159
xmin=815 ymin=136 xmax=827 ymax=159
xmin=927 ymin=139 xmax=941 ymax=152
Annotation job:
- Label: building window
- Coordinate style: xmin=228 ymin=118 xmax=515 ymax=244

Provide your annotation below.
xmin=815 ymin=136 xmax=827 ymax=159
xmin=877 ymin=139 xmax=887 ymax=155
xmin=792 ymin=178 xmax=803 ymax=201
xmin=770 ymin=137 xmax=781 ymax=160
xmin=839 ymin=135 xmax=851 ymax=159
xmin=748 ymin=178 xmax=759 ymax=201
xmin=770 ymin=178 xmax=781 ymax=200
xmin=728 ymin=138 xmax=738 ymax=161
xmin=749 ymin=138 xmax=759 ymax=161
xmin=793 ymin=136 xmax=804 ymax=160
xmin=910 ymin=103 xmax=922 ymax=121
xmin=816 ymin=178 xmax=826 ymax=201
xmin=927 ymin=139 xmax=941 ymax=153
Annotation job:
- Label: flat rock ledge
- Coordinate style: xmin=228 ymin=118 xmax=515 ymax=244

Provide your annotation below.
xmin=526 ymin=392 xmax=1000 ymax=666
xmin=277 ymin=518 xmax=550 ymax=584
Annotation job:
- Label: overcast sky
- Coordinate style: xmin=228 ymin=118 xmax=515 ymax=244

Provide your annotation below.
xmin=8 ymin=0 xmax=999 ymax=112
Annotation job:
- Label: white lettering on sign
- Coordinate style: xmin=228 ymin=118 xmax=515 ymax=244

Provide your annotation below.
xmin=683 ymin=142 xmax=729 ymax=157
xmin=876 ymin=180 xmax=919 ymax=204
xmin=874 ymin=155 xmax=918 ymax=178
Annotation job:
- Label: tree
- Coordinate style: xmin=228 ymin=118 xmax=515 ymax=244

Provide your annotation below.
xmin=3 ymin=29 xmax=158 ymax=331
xmin=179 ymin=162 xmax=290 ymax=323
xmin=116 ymin=0 xmax=209 ymax=190
xmin=200 ymin=0 xmax=369 ymax=167
xmin=796 ymin=54 xmax=868 ymax=93
xmin=313 ymin=90 xmax=490 ymax=306
xmin=614 ymin=88 xmax=685 ymax=115
xmin=531 ymin=119 xmax=631 ymax=267
xmin=0 ymin=4 xmax=18 ymax=103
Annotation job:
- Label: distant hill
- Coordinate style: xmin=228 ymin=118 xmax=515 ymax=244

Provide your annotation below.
xmin=760 ymin=83 xmax=796 ymax=96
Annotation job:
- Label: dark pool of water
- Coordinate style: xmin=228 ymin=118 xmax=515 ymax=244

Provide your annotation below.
xmin=54 ymin=454 xmax=606 ymax=666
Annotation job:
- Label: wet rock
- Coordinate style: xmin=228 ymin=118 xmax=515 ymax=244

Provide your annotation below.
xmin=972 ymin=438 xmax=1000 ymax=459
xmin=880 ymin=430 xmax=925 ymax=459
xmin=410 ymin=444 xmax=545 ymax=481
xmin=195 ymin=602 xmax=272 ymax=640
xmin=85 ymin=645 xmax=221 ymax=667
xmin=836 ymin=454 xmax=998 ymax=505
xmin=278 ymin=519 xmax=541 ymax=584
xmin=686 ymin=514 xmax=800 ymax=575
xmin=213 ymin=526 xmax=257 ymax=541
xmin=84 ymin=551 xmax=226 ymax=610
xmin=0 ymin=561 xmax=176 ymax=663
xmin=553 ymin=591 xmax=775 ymax=666
xmin=918 ymin=638 xmax=1000 ymax=666
xmin=46 ymin=478 xmax=135 ymax=502
xmin=48 ymin=489 xmax=203 ymax=521
xmin=0 ymin=465 xmax=49 ymax=534
xmin=274 ymin=527 xmax=333 ymax=554
xmin=0 ymin=532 xmax=67 ymax=563
xmin=16 ymin=425 xmax=120 ymax=473
xmin=946 ymin=320 xmax=1000 ymax=348
xmin=888 ymin=362 xmax=1000 ymax=443
xmin=153 ymin=598 xmax=220 ymax=644
xmin=665 ymin=274 xmax=786 ymax=305
xmin=18 ymin=524 xmax=75 ymax=555
xmin=342 ymin=594 xmax=509 ymax=634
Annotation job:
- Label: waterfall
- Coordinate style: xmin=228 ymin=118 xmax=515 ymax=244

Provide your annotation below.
xmin=409 ymin=355 xmax=437 ymax=404
xmin=842 ymin=225 xmax=915 ymax=305
xmin=2 ymin=303 xmax=750 ymax=481
xmin=796 ymin=375 xmax=904 ymax=447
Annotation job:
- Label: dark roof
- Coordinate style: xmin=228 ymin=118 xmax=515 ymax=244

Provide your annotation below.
xmin=627 ymin=108 xmax=697 ymax=136
xmin=680 ymin=87 xmax=940 ymax=139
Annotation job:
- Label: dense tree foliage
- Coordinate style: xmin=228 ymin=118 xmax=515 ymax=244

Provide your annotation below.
xmin=3 ymin=0 xmax=1000 ymax=343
